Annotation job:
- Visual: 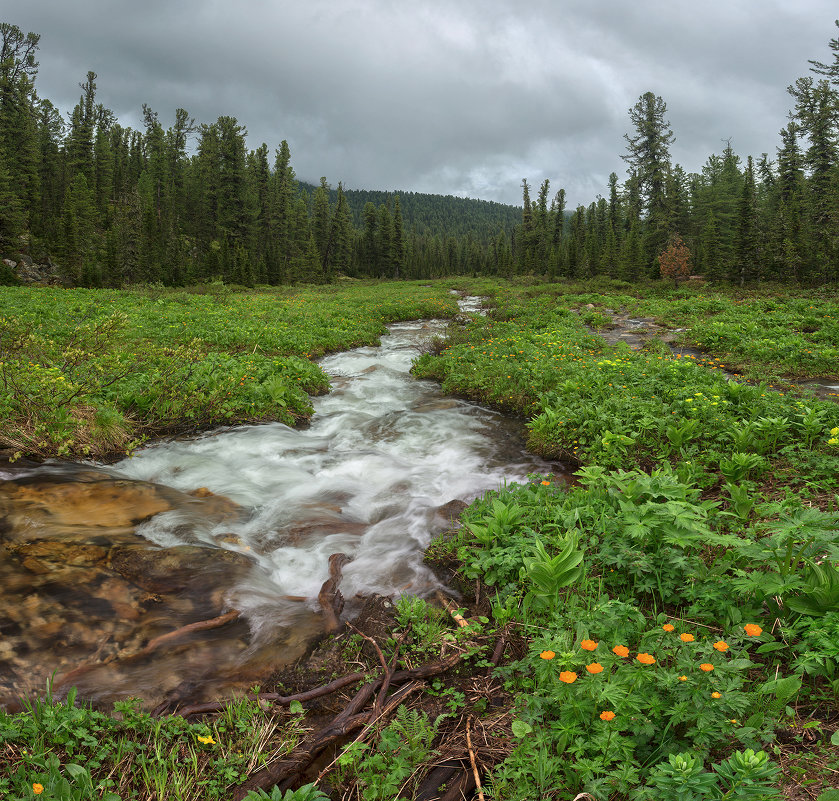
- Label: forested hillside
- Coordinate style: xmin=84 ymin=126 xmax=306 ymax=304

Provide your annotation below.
xmin=298 ymin=183 xmax=521 ymax=241
xmin=1 ymin=18 xmax=839 ymax=287
xmin=0 ymin=22 xmax=518 ymax=287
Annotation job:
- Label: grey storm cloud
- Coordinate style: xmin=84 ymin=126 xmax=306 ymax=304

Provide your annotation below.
xmin=4 ymin=0 xmax=837 ymax=206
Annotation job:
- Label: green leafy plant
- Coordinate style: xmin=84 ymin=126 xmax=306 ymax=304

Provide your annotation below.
xmin=242 ymin=783 xmax=329 ymax=801
xmin=521 ymin=535 xmax=584 ymax=613
xmin=640 ymin=748 xmax=779 ymax=800
xmin=786 ymin=560 xmax=839 ymax=617
xmin=719 ymin=453 xmax=766 ymax=483
xmin=337 ymin=706 xmax=441 ymax=801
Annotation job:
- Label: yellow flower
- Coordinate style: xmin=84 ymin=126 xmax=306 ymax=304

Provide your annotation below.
xmin=711 ymin=691 xmax=721 ymax=698
xmin=559 ymin=671 xmax=578 ymax=684
xmin=197 ymin=735 xmax=216 ymax=745
xmin=678 ymin=675 xmax=688 ymax=681
xmin=539 ymin=650 xmax=555 ymax=660
xmin=680 ymin=633 xmax=695 ymax=643
xmin=743 ymin=624 xmax=763 ymax=637
xmin=33 ymin=785 xmax=44 ymax=796
xmin=580 ymin=639 xmax=598 ymax=651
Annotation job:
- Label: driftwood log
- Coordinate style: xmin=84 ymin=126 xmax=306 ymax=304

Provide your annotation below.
xmin=318 ymin=552 xmax=351 ymax=633
xmin=230 ymin=681 xmax=422 ymax=800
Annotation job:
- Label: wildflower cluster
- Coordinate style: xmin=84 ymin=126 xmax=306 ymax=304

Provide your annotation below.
xmin=520 ymin=618 xmax=772 ymax=792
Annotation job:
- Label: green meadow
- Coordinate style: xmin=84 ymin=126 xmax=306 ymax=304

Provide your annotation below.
xmin=3 ymin=278 xmax=839 ymax=800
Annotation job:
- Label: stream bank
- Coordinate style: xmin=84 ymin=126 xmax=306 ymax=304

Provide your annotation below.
xmin=0 ymin=298 xmax=561 ymax=712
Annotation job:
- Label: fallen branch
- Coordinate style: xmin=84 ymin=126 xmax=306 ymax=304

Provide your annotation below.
xmin=435 ymin=590 xmax=469 ymax=628
xmin=177 ymin=651 xmax=463 ymax=719
xmin=229 ymin=678 xmax=378 ymax=801
xmin=312 ymin=680 xmax=424 ymax=787
xmin=490 ymin=634 xmax=507 ymax=667
xmin=55 ymin=610 xmax=242 ymax=693
xmin=466 ymin=718 xmax=486 ymax=801
xmin=134 ymin=609 xmax=241 ymax=660
xmin=414 ymin=762 xmax=461 ymax=801
xmin=373 ymin=631 xmax=407 ymax=721
xmin=177 ymin=671 xmax=369 ymax=718
xmin=229 ymin=649 xmax=462 ymax=797
xmin=439 ymin=770 xmax=476 ymax=801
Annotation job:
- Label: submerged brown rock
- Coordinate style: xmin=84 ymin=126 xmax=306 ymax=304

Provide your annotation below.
xmin=0 ymin=467 xmax=280 ymax=710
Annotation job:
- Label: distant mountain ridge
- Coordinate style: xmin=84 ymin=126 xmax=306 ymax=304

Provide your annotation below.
xmin=298 ymin=182 xmax=522 ymax=244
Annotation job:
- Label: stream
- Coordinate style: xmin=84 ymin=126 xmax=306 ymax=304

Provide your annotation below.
xmin=0 ymin=298 xmax=560 ymax=709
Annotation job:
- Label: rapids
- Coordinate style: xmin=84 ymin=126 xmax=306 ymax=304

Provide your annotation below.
xmin=0 ymin=297 xmax=561 ymax=707
xmin=110 ymin=299 xmax=558 ymax=642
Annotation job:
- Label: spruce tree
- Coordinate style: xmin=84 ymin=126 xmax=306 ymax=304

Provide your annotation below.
xmin=622 ymin=92 xmax=675 ymax=270
xmin=734 ymin=156 xmax=760 ymax=285
xmin=392 ymin=195 xmax=405 ymax=279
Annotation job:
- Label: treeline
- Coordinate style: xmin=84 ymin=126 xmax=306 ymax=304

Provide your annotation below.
xmin=4 ymin=18 xmax=839 ymax=289
xmin=512 ymin=22 xmax=839 ymax=285
xmin=0 ymin=22 xmax=518 ymax=287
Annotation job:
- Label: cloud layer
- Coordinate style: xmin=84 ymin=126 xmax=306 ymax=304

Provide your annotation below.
xmin=5 ymin=0 xmax=837 ymax=206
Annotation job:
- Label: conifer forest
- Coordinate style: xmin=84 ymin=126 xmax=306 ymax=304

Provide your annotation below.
xmin=2 ymin=19 xmax=839 ymax=288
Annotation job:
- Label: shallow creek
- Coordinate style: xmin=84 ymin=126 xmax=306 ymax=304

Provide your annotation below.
xmin=0 ymin=298 xmax=560 ymax=708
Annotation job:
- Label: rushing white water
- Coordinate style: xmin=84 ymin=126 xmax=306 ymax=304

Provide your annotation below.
xmin=108 ymin=300 xmax=559 ymax=642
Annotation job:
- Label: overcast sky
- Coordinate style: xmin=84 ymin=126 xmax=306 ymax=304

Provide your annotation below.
xmin=4 ymin=1 xmax=838 ymax=207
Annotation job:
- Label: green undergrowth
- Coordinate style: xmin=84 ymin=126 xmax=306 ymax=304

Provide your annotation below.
xmin=414 ymin=280 xmax=839 ymax=798
xmin=0 ymin=280 xmax=458 ymax=459
xmin=5 ymin=278 xmax=839 ymax=799
xmin=413 ymin=288 xmax=839 ymax=494
xmin=516 ymin=279 xmax=839 ymax=383
xmin=0 ymin=687 xmax=313 ymax=800
xmin=425 ymin=465 xmax=839 ymax=799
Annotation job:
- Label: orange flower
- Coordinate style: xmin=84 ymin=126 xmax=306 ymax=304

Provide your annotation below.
xmin=636 ymin=653 xmax=656 ymax=665
xmin=678 ymin=675 xmax=687 ymax=681
xmin=662 ymin=623 xmax=675 ymax=632
xmin=612 ymin=645 xmax=630 ymax=657
xmin=586 ymin=662 xmax=604 ymax=674
xmin=559 ymin=671 xmax=578 ymax=684
xmin=700 ymin=663 xmax=715 ymax=672
xmin=680 ymin=633 xmax=695 ymax=643
xmin=541 ymin=480 xmax=551 ymax=486
xmin=539 ymin=650 xmax=555 ymax=660
xmin=32 ymin=786 xmax=44 ymax=796
xmin=599 ymin=710 xmax=616 ymax=721
xmin=581 ymin=639 xmax=598 ymax=651
xmin=713 ymin=641 xmax=729 ymax=652
xmin=711 ymin=691 xmax=722 ymax=698
xmin=744 ymin=624 xmax=763 ymax=636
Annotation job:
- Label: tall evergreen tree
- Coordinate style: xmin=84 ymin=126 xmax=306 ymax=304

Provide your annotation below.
xmin=622 ymin=92 xmax=675 ymax=270
xmin=391 ymin=194 xmax=405 ymax=278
